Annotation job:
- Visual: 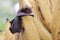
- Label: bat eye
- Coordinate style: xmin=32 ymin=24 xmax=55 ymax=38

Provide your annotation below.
xmin=10 ymin=19 xmax=15 ymax=24
xmin=10 ymin=21 xmax=13 ymax=24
